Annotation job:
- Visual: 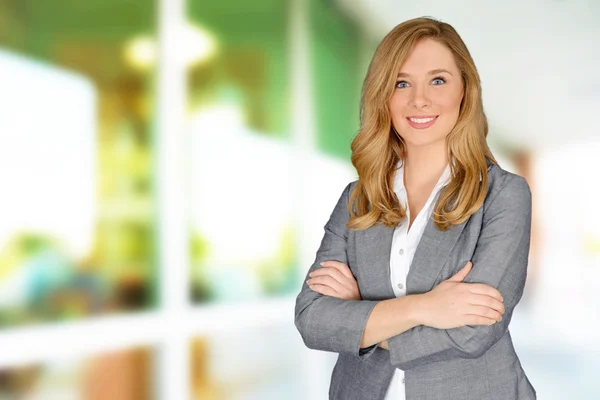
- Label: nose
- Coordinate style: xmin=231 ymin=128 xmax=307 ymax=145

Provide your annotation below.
xmin=409 ymin=84 xmax=431 ymax=109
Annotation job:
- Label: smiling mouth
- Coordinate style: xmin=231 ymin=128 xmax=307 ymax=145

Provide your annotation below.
xmin=406 ymin=115 xmax=438 ymax=129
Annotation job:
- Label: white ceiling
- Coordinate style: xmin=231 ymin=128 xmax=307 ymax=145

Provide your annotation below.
xmin=336 ymin=0 xmax=600 ymax=150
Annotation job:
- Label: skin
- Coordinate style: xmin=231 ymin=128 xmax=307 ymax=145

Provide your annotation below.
xmin=307 ymin=38 xmax=504 ymax=348
xmin=391 ymin=38 xmax=464 ymax=230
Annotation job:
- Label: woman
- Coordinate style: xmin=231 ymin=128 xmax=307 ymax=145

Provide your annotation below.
xmin=294 ymin=17 xmax=536 ymax=400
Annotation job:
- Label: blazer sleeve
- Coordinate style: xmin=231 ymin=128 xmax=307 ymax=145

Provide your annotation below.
xmin=387 ymin=174 xmax=533 ymax=370
xmin=294 ymin=181 xmax=380 ymax=360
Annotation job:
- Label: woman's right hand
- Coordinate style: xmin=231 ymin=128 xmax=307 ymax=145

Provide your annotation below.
xmin=417 ymin=261 xmax=505 ymax=329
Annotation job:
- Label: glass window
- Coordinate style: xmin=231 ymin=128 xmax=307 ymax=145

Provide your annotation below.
xmin=0 ymin=0 xmax=158 ymax=328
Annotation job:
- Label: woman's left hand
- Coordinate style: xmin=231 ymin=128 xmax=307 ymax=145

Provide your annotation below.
xmin=306 ymin=260 xmax=361 ymax=300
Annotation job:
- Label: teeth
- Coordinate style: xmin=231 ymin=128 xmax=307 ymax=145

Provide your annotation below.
xmin=409 ymin=117 xmax=435 ymax=123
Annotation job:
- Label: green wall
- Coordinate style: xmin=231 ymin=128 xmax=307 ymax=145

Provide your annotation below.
xmin=309 ymin=0 xmax=365 ymax=160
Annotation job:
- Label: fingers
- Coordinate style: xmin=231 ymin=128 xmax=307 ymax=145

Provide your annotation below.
xmin=466 ymin=305 xmax=503 ymax=322
xmin=307 ymin=261 xmax=360 ymax=300
xmin=308 ymin=284 xmax=339 ymax=297
xmin=306 ymin=274 xmax=346 ymax=294
xmin=468 ymin=294 xmax=505 ymax=314
xmin=309 ymin=267 xmax=353 ymax=291
xmin=468 ymin=283 xmax=503 ymax=303
xmin=461 ymin=314 xmax=500 ymax=327
xmin=320 ymin=260 xmax=353 ymax=279
xmin=447 ymin=261 xmax=472 ymax=282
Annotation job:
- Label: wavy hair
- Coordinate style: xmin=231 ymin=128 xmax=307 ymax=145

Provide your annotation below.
xmin=348 ymin=16 xmax=498 ymax=232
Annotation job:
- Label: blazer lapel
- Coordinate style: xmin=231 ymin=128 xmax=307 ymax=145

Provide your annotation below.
xmin=406 ymin=216 xmax=469 ymax=295
xmin=356 ymin=201 xmax=470 ymax=299
xmin=406 ymin=159 xmax=490 ymax=294
xmin=355 ymin=224 xmax=396 ymax=299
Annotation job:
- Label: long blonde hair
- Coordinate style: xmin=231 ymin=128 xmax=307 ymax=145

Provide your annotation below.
xmin=348 ymin=16 xmax=498 ymax=232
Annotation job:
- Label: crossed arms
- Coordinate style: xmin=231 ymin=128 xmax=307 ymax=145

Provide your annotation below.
xmin=294 ymin=175 xmax=532 ymax=370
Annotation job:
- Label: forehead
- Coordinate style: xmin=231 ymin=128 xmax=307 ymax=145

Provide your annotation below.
xmin=397 ymin=38 xmax=459 ymax=75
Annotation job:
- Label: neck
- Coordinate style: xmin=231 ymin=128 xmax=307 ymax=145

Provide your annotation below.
xmin=403 ymin=143 xmax=448 ymax=188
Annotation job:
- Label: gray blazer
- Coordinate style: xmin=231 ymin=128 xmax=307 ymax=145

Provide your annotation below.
xmin=294 ymin=160 xmax=537 ymax=400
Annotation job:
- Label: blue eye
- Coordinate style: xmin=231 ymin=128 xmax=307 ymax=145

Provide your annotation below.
xmin=395 ymin=77 xmax=446 ymax=89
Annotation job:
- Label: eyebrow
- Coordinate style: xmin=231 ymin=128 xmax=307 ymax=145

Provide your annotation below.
xmin=397 ymin=69 xmax=453 ymax=78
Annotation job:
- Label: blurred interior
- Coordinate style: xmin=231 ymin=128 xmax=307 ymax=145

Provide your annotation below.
xmin=0 ymin=0 xmax=598 ymax=399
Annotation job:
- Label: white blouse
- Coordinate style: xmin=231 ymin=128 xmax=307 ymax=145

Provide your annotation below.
xmin=384 ymin=160 xmax=452 ymax=400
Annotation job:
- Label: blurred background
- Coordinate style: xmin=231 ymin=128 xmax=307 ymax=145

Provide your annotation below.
xmin=0 ymin=0 xmax=598 ymax=398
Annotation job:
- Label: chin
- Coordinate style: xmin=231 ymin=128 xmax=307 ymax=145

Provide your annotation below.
xmin=402 ymin=131 xmax=446 ymax=147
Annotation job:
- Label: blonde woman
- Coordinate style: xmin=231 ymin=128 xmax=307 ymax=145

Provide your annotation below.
xmin=294 ymin=17 xmax=536 ymax=400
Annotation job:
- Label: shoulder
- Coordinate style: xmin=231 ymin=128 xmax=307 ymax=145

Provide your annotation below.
xmin=484 ymin=163 xmax=532 ymax=217
xmin=338 ymin=179 xmax=359 ymax=202
xmin=347 ymin=179 xmax=359 ymax=193
xmin=346 ymin=179 xmax=361 ymax=207
xmin=328 ymin=180 xmax=359 ymax=223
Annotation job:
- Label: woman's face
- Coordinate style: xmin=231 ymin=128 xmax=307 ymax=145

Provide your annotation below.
xmin=389 ymin=38 xmax=464 ymax=150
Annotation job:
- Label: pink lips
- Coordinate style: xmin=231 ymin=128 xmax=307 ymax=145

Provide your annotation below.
xmin=406 ymin=115 xmax=438 ymax=129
